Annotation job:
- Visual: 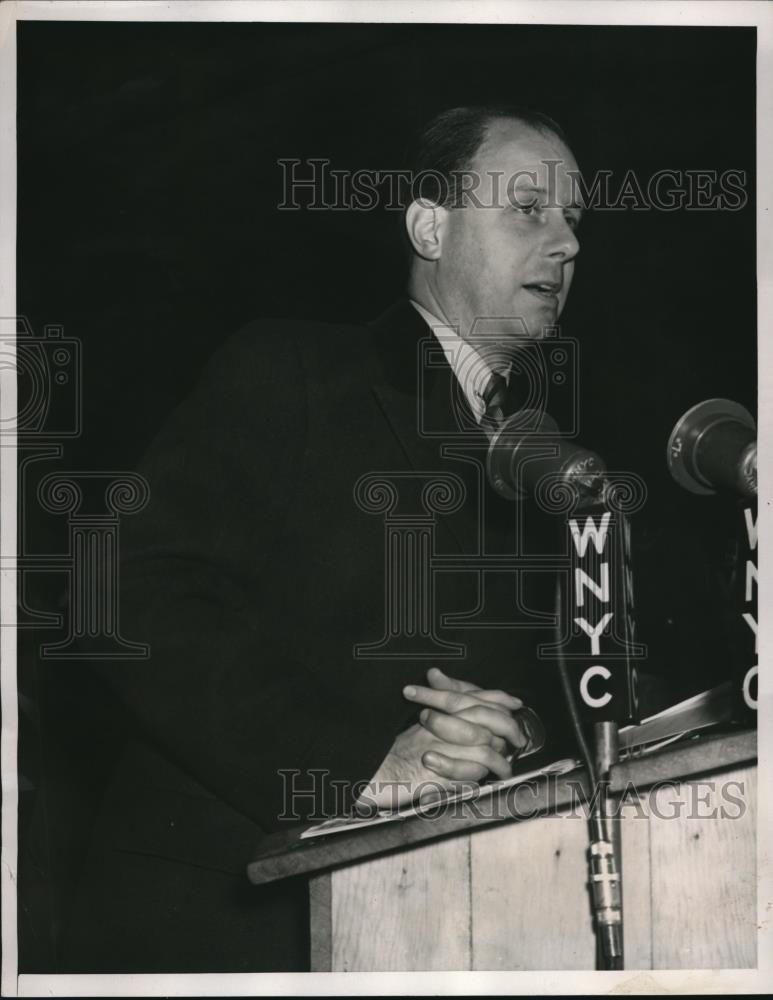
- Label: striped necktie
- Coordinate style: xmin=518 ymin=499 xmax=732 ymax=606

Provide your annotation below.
xmin=481 ymin=370 xmax=511 ymax=425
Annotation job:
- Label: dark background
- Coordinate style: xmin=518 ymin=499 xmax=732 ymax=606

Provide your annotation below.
xmin=16 ymin=21 xmax=756 ymax=971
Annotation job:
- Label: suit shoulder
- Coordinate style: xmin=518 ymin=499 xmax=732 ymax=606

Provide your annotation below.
xmin=216 ymin=316 xmax=376 ymax=379
xmin=217 ymin=316 xmax=367 ymax=359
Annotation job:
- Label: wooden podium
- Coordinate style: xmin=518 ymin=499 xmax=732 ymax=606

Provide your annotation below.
xmin=248 ymin=730 xmax=757 ymax=971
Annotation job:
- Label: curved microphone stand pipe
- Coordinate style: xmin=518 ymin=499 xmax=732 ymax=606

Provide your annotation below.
xmin=485 ymin=411 xmax=624 ymax=969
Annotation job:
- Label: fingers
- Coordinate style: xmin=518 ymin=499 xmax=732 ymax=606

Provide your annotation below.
xmin=424 ymin=668 xmax=524 ymax=712
xmin=420 ymin=708 xmax=510 ymax=755
xmin=419 ymin=708 xmax=490 ymax=747
xmin=426 ymin=666 xmax=479 ymax=693
xmin=470 ymin=688 xmax=524 ymax=711
xmin=405 ymin=683 xmax=522 ymax=717
xmin=513 ymin=707 xmax=547 ymax=755
xmin=423 ymin=741 xmax=513 ymax=781
xmin=421 ymin=751 xmax=488 ymax=782
xmin=455 ymin=705 xmax=530 ymax=751
xmin=405 ymin=685 xmax=483 ymax=715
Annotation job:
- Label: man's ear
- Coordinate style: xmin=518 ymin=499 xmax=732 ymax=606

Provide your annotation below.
xmin=405 ymin=199 xmax=447 ymax=261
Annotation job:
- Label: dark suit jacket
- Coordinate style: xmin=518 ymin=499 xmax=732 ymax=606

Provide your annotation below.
xmin=61 ymin=300 xmax=568 ymax=972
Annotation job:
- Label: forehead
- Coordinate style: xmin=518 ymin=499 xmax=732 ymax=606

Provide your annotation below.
xmin=470 ymin=119 xmax=579 ymax=195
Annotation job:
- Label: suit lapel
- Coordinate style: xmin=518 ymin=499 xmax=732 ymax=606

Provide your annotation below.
xmin=368 ymin=300 xmax=491 ymax=554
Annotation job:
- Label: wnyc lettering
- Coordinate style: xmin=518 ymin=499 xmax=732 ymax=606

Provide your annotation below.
xmin=567 ymin=509 xmax=638 ymax=718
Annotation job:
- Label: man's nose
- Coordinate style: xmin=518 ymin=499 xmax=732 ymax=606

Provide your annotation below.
xmin=546 ymin=212 xmax=580 ymax=262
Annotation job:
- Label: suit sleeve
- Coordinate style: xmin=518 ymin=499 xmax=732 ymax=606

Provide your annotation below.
xmin=99 ymin=322 xmax=411 ymax=831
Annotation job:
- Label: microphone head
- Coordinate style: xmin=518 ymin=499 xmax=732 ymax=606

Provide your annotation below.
xmin=667 ymin=398 xmax=756 ymax=497
xmin=486 ymin=409 xmax=606 ymax=503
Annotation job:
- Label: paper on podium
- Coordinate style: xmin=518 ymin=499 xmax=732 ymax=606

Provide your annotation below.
xmin=619 ymin=680 xmax=736 ymax=754
xmin=298 ymin=683 xmax=739 ymax=843
xmin=300 ymin=757 xmax=579 ymax=840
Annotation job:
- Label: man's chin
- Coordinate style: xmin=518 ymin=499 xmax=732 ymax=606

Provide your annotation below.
xmin=510 ymin=299 xmax=561 ymax=339
xmin=531 ymin=305 xmax=563 ymax=337
xmin=514 ymin=315 xmax=557 ymax=340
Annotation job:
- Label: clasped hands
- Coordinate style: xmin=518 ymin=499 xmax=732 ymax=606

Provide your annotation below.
xmin=358 ymin=666 xmax=540 ymax=811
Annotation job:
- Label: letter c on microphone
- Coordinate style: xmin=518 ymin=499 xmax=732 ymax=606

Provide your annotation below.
xmin=742 ymin=665 xmax=758 ymax=711
xmin=580 ymin=665 xmax=612 ymax=708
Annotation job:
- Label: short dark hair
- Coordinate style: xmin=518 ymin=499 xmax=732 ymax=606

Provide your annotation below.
xmin=409 ymin=104 xmax=570 ymax=208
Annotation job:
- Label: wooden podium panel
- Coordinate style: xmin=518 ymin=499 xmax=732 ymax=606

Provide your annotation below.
xmin=326 ymin=834 xmax=472 ymax=972
xmin=648 ymin=768 xmax=757 ymax=968
xmin=468 ymin=798 xmax=597 ymax=970
xmin=309 ymin=757 xmax=756 ymax=971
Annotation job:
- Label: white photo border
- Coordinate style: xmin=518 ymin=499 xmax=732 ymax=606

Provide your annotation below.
xmin=1 ymin=1 xmax=770 ymax=996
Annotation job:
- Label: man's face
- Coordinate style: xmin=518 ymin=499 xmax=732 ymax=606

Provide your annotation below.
xmin=433 ymin=120 xmax=581 ymax=351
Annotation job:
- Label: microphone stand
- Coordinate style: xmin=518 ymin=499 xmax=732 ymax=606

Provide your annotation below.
xmin=554 ymin=576 xmax=624 ymax=971
xmin=486 ymin=410 xmax=625 ymax=970
xmin=592 ymin=720 xmax=623 ymax=969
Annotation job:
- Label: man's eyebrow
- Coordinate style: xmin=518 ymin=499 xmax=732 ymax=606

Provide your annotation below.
xmin=511 ymin=182 xmax=584 ymax=213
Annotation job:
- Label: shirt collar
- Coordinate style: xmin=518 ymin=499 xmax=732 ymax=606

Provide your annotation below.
xmin=409 ymin=300 xmax=499 ymax=423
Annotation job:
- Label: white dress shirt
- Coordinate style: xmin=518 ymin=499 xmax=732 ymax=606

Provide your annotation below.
xmin=410 ymin=300 xmax=505 ymax=424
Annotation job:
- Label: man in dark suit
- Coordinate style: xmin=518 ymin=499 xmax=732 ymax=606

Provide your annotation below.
xmin=61 ymin=105 xmax=581 ymax=972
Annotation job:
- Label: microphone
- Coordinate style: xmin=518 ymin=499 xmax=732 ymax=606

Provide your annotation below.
xmin=667 ymin=398 xmax=758 ymax=723
xmin=667 ymin=398 xmax=756 ymax=498
xmin=486 ymin=408 xmax=606 ymax=503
